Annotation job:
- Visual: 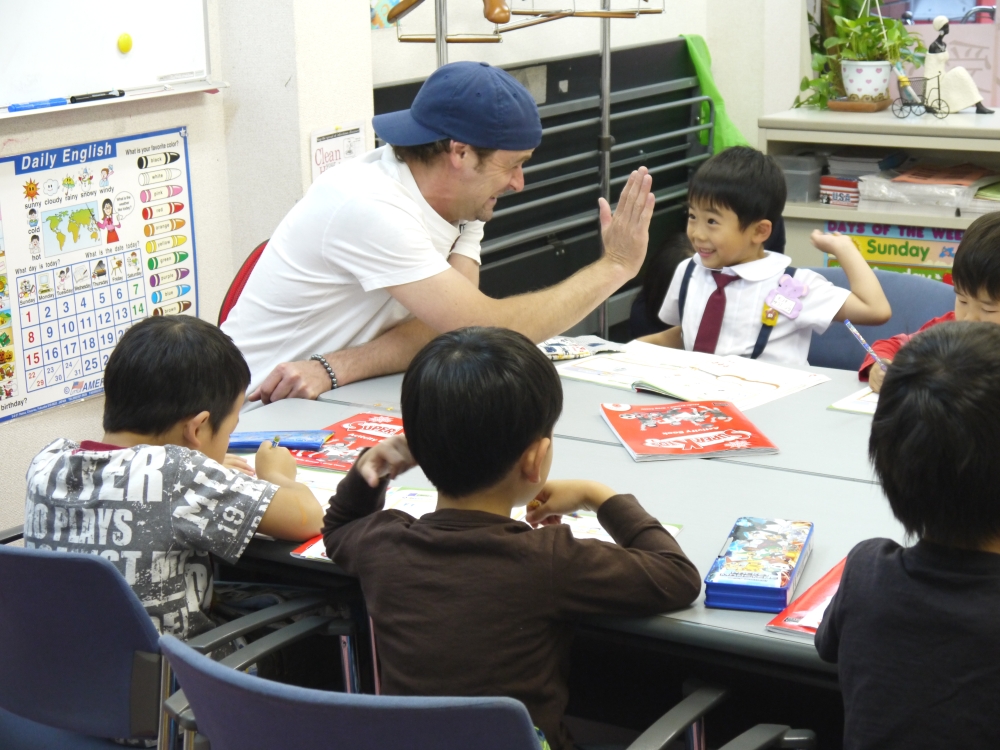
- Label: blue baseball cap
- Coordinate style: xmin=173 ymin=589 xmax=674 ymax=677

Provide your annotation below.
xmin=372 ymin=61 xmax=542 ymax=151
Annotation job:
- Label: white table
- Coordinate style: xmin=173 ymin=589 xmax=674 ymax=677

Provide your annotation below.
xmin=319 ymin=365 xmax=878 ymax=484
xmin=239 ymin=393 xmax=900 ymax=676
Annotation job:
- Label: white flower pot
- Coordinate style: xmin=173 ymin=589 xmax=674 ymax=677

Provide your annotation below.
xmin=841 ymin=60 xmax=891 ymax=102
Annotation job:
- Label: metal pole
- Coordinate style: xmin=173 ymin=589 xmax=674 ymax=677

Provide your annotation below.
xmin=597 ymin=0 xmax=612 ymax=338
xmin=435 ymin=0 xmax=448 ymax=67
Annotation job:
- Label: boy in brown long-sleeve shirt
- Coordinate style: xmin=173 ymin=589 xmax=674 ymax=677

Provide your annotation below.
xmin=323 ymin=327 xmax=701 ymax=750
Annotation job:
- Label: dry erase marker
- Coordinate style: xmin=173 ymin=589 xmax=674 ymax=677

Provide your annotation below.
xmin=152 ymin=300 xmax=192 ymax=316
xmin=271 ymin=436 xmax=281 ymax=448
xmin=145 ymin=235 xmax=187 ymax=253
xmin=7 ymin=97 xmax=68 ymax=112
xmin=143 ymin=218 xmax=186 ymax=237
xmin=138 ymin=168 xmax=182 ymax=186
xmin=137 ymin=152 xmax=179 ymax=169
xmin=844 ymin=319 xmax=888 ymax=372
xmin=142 ymin=202 xmax=184 ymax=220
xmin=69 ymin=89 xmax=124 ymax=104
xmin=140 ymin=185 xmax=183 ymax=203
xmin=147 ymin=250 xmax=189 ymax=270
xmin=150 ymin=284 xmax=191 ymax=304
xmin=148 ymin=268 xmax=190 ymax=287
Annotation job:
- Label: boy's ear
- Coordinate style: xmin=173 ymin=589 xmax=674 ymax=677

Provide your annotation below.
xmin=519 ymin=436 xmax=552 ymax=484
xmin=752 ymin=219 xmax=773 ymax=245
xmin=180 ymin=411 xmax=213 ymax=450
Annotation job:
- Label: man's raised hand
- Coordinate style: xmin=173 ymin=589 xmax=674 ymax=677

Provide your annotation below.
xmin=599 ymin=167 xmax=655 ymax=278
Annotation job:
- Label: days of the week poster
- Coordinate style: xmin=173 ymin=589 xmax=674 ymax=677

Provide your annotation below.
xmin=0 ymin=127 xmax=198 ymax=423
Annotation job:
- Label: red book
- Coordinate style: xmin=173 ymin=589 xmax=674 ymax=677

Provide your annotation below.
xmin=290 ymin=412 xmax=404 ymax=472
xmin=765 ymin=558 xmax=845 ymax=638
xmin=600 ymin=402 xmax=778 ymax=461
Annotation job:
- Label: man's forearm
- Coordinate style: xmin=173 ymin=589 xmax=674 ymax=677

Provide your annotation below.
xmin=478 ymin=258 xmax=630 ymax=342
xmin=324 ymin=317 xmax=437 ymax=386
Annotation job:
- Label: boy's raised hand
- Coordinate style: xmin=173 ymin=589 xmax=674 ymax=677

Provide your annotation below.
xmin=810 ymin=230 xmax=892 ymax=326
xmin=254 ymin=441 xmax=299 ymax=485
xmin=356 ymin=435 xmax=416 ymax=488
xmin=524 ymin=479 xmax=617 ymax=527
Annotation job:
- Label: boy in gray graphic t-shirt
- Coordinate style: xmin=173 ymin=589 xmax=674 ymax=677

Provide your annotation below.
xmin=24 ymin=316 xmax=323 ymax=639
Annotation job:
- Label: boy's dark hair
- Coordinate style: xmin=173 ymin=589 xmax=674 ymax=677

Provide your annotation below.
xmin=951 ymin=212 xmax=1000 ymax=301
xmin=687 ymin=146 xmax=786 ymax=231
xmin=103 ymin=316 xmax=250 ymax=435
xmin=401 ymin=327 xmax=563 ymax=498
xmin=870 ymin=321 xmax=1000 ymax=548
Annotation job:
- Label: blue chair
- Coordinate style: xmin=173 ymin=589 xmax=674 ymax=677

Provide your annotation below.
xmin=161 ymin=636 xmax=816 ymax=750
xmin=807 ymin=267 xmax=954 ymax=370
xmin=0 ymin=543 xmax=344 ymax=750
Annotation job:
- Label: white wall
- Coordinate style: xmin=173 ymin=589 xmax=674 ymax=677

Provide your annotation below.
xmin=219 ymin=0 xmax=375 ymax=264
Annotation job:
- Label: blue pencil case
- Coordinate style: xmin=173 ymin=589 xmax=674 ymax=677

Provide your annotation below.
xmin=228 ymin=431 xmax=332 ymax=451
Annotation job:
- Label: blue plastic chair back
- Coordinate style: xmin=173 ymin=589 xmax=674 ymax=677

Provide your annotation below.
xmin=807 ymin=267 xmax=954 ymax=370
xmin=0 ymin=545 xmax=160 ymax=739
xmin=161 ymin=635 xmax=542 ymax=750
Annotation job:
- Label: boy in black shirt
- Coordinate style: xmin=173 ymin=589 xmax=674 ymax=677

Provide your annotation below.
xmin=816 ymin=322 xmax=1000 ymax=749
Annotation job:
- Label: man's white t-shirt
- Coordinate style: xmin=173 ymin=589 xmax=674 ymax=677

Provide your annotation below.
xmin=658 ymin=252 xmax=850 ymax=366
xmin=222 ymin=146 xmax=483 ymax=401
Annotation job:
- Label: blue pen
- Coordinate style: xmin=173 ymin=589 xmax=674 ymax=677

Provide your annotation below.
xmin=7 ymin=98 xmax=69 ymax=112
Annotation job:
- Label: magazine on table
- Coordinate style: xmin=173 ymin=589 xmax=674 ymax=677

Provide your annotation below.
xmin=765 ymin=558 xmax=845 ymax=638
xmin=601 ymin=401 xmax=778 ymax=461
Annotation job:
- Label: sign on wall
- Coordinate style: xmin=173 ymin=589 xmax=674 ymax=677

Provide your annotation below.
xmin=0 ymin=127 xmax=198 ymax=423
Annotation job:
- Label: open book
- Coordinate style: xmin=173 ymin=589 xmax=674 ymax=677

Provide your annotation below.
xmin=557 ymin=341 xmax=828 ymax=410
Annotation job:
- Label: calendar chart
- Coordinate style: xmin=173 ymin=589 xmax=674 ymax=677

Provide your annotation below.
xmin=0 ymin=128 xmax=198 ymax=422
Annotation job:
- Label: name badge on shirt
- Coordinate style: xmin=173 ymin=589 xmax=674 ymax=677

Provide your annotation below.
xmin=762 ymin=274 xmax=810 ymax=325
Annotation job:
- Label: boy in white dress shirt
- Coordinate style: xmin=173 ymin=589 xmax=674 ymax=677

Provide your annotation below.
xmin=640 ymin=147 xmax=890 ymax=366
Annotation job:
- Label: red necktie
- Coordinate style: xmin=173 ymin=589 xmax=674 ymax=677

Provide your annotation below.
xmin=693 ymin=272 xmax=738 ymax=354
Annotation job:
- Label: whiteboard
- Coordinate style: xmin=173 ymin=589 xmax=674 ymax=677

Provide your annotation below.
xmin=0 ymin=0 xmax=210 ymax=107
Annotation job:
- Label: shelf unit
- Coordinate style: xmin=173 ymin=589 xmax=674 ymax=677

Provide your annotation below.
xmin=758 ymin=108 xmax=1000 ymax=272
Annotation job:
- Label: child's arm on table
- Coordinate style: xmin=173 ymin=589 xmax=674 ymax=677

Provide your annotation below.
xmin=637 ymin=326 xmax=683 ymax=348
xmin=253 ymin=442 xmax=323 ymax=540
xmin=527 ymin=480 xmax=701 ymax=615
xmin=322 ymin=436 xmax=416 ymax=569
xmin=811 ymin=231 xmax=891 ymax=326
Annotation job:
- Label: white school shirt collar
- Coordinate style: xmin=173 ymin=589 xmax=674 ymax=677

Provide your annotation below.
xmin=692 ymin=251 xmax=792 ymax=281
xmin=381 ymin=146 xmax=465 ymax=245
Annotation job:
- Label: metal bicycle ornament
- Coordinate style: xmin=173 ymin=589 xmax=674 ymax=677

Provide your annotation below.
xmin=891 ymin=72 xmax=950 ymax=119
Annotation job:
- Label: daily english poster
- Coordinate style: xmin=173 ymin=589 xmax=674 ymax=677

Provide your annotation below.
xmin=0 ymin=127 xmax=198 ymax=423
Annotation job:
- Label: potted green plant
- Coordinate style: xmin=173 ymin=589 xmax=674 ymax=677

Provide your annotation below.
xmin=795 ymin=5 xmax=925 ymax=108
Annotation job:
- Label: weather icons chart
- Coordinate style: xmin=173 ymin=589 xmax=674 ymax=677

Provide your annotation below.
xmin=0 ymin=127 xmax=198 ymax=422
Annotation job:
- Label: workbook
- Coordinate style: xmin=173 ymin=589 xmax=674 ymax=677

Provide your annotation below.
xmin=557 ymin=341 xmax=828 ymax=410
xmin=235 ymin=454 xmax=344 ymax=510
xmin=704 ymin=517 xmax=814 ymax=613
xmin=290 ymin=487 xmax=681 ymax=563
xmin=601 ymin=402 xmax=778 ymax=461
xmin=828 ymin=387 xmax=878 ymax=416
xmin=287 ymin=413 xmax=404 ymax=472
xmin=765 ymin=558 xmax=845 ymax=638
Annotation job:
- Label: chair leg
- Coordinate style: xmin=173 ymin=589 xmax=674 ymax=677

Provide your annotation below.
xmin=157 ymin=660 xmax=174 ymax=750
xmin=340 ymin=635 xmax=361 ymax=693
xmin=369 ymin=616 xmax=382 ymax=695
xmin=685 ymin=717 xmax=706 ymax=750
